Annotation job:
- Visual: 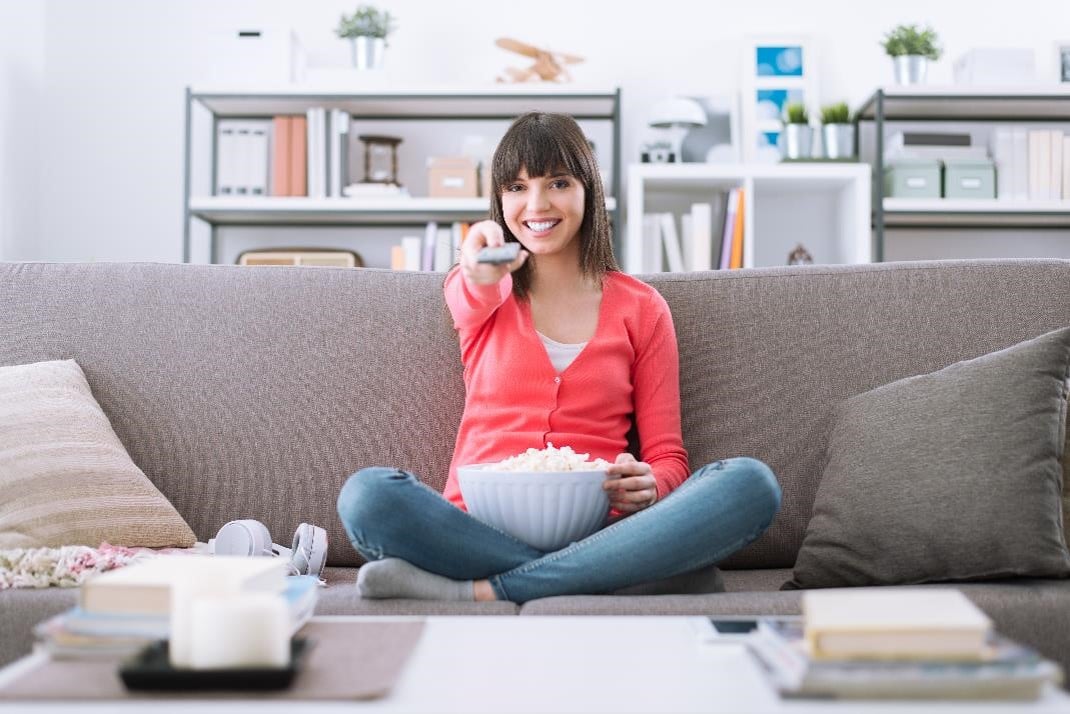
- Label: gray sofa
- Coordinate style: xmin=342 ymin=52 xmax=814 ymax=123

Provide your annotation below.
xmin=2 ymin=259 xmax=1069 ymax=677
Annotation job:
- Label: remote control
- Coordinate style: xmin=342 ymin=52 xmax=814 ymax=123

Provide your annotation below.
xmin=476 ymin=243 xmax=521 ymax=265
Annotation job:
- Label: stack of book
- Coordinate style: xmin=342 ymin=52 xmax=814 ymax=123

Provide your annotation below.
xmin=391 ymin=221 xmax=471 ymax=271
xmin=642 ymin=188 xmax=746 ymax=273
xmin=34 ymin=558 xmax=319 ymax=660
xmin=748 ymin=589 xmax=1062 ymax=700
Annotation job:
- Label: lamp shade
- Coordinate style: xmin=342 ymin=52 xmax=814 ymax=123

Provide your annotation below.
xmin=648 ymin=97 xmax=707 ymax=128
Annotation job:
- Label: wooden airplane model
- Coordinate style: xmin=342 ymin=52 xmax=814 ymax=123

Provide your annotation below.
xmin=495 ymin=38 xmax=584 ymax=83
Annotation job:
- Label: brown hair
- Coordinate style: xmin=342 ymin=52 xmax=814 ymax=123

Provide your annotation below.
xmin=488 ymin=112 xmax=618 ymax=298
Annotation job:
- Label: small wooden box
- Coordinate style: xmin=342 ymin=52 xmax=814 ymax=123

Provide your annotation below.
xmin=237 ymin=249 xmax=363 ymax=267
xmin=428 ymin=157 xmax=479 ymax=198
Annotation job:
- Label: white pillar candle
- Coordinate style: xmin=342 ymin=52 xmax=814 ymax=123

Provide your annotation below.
xmin=169 ymin=578 xmax=236 ymax=669
xmin=188 ymin=592 xmax=290 ymax=669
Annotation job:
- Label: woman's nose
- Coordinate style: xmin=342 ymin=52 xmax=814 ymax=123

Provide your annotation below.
xmin=526 ymin=187 xmax=551 ymax=211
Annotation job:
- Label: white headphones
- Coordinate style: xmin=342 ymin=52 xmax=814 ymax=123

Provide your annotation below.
xmin=208 ymin=519 xmax=328 ymax=579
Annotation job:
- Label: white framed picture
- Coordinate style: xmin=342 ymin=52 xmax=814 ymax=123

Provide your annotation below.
xmin=1057 ymin=42 xmax=1070 ymax=83
xmin=740 ymin=36 xmax=820 ymax=163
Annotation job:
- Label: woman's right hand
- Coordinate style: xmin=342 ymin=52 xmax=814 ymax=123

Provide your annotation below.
xmin=460 ymin=220 xmax=528 ymax=286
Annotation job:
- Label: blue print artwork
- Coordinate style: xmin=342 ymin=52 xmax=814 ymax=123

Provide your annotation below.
xmin=756 ymin=46 xmax=804 ymax=77
xmin=756 ymin=89 xmax=804 ymax=122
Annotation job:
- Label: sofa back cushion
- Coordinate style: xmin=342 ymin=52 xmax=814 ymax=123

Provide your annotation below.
xmin=2 ymin=260 xmax=1068 ymax=568
xmin=644 ymin=260 xmax=1070 ymax=568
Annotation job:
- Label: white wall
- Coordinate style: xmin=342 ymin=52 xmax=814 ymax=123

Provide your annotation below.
xmin=0 ymin=2 xmax=44 ymax=261
xmin=5 ymin=0 xmax=1070 ymax=262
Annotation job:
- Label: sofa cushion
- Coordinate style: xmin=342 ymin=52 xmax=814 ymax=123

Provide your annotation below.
xmin=0 ymin=360 xmax=196 ymax=549
xmin=786 ymin=327 xmax=1070 ymax=590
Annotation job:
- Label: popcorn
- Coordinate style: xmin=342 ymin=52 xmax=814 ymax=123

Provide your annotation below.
xmin=490 ymin=443 xmax=611 ymax=472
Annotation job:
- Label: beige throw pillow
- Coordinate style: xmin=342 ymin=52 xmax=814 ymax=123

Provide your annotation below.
xmin=0 ymin=360 xmax=196 ymax=548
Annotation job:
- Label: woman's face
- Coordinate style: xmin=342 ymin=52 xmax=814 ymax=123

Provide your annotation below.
xmin=500 ymin=167 xmax=585 ymax=259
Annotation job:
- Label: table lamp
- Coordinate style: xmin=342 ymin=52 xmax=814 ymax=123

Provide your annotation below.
xmin=648 ymin=97 xmax=707 ymax=163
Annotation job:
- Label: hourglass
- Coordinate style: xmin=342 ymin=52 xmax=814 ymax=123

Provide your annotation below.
xmin=357 ymin=134 xmax=402 ymax=186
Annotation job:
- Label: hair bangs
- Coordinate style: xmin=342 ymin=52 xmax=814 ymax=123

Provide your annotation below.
xmin=493 ymin=119 xmax=585 ymax=190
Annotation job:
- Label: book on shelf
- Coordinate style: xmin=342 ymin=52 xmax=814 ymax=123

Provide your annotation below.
xmin=658 ymin=213 xmax=685 ymax=272
xmin=802 ymin=588 xmax=992 ymax=661
xmin=79 ymin=555 xmax=286 ymax=617
xmin=215 ymin=119 xmax=270 ymax=197
xmin=271 ymin=116 xmax=292 ymax=196
xmin=37 ymin=575 xmax=319 ymax=659
xmin=688 ymin=202 xmax=713 ymax=271
xmin=728 ymin=188 xmax=745 ymax=270
xmin=1064 ymin=135 xmax=1070 ymax=200
xmin=290 ymin=114 xmax=308 ymax=196
xmin=719 ymin=187 xmax=739 ymax=270
xmin=748 ymin=617 xmax=1061 ymax=700
xmin=1051 ymin=129 xmax=1064 ymax=200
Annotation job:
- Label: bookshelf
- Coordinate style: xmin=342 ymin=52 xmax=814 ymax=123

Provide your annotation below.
xmin=625 ymin=163 xmax=871 ymax=273
xmin=856 ymin=86 xmax=1070 ymax=261
xmin=183 ymin=85 xmax=622 ymax=265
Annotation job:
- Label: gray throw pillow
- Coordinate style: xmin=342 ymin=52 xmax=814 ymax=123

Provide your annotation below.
xmin=786 ymin=327 xmax=1070 ymax=590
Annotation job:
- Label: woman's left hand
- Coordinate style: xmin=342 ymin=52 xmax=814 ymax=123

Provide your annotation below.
xmin=603 ymin=453 xmax=658 ymax=513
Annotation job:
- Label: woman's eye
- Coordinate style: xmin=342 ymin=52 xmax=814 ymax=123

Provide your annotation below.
xmin=506 ymin=184 xmax=524 ymax=192
xmin=552 ymin=179 xmax=570 ymax=189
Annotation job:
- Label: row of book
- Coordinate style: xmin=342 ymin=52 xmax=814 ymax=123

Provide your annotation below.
xmin=216 ymin=108 xmax=349 ymax=199
xmin=642 ymin=188 xmax=745 ymax=273
xmin=34 ymin=557 xmax=319 ymax=659
xmin=994 ymin=128 xmax=1070 ymax=201
xmin=391 ymin=221 xmax=471 ymax=272
xmin=745 ymin=589 xmax=1061 ymax=700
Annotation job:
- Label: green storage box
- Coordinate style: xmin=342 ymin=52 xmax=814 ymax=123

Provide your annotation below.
xmin=944 ymin=158 xmax=995 ymax=199
xmin=884 ymin=159 xmax=942 ymax=198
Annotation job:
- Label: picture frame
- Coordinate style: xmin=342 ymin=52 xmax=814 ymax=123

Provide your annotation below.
xmin=739 ymin=36 xmax=820 ymax=163
xmin=1057 ymin=42 xmax=1070 ymax=83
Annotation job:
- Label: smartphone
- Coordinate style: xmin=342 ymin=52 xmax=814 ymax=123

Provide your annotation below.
xmin=710 ymin=618 xmax=760 ymax=635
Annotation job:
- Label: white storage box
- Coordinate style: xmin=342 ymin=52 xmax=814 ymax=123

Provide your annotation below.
xmin=953 ymin=48 xmax=1036 ymax=86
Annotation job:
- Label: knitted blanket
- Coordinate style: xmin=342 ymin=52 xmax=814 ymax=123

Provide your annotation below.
xmin=0 ymin=543 xmax=201 ymax=589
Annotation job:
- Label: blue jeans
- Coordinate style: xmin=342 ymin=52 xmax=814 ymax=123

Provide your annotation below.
xmin=336 ymin=457 xmax=781 ymax=604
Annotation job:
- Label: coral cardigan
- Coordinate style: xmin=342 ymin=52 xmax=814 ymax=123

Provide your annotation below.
xmin=442 ymin=267 xmax=690 ymax=514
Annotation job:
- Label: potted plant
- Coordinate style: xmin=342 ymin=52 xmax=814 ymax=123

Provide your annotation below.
xmin=820 ymin=102 xmax=855 ymax=160
xmin=336 ymin=5 xmax=397 ymax=70
xmin=781 ymin=101 xmax=812 ymax=160
xmin=881 ymin=24 xmax=941 ymax=85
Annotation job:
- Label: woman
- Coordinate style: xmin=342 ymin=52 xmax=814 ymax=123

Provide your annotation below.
xmin=337 ymin=112 xmax=781 ymax=603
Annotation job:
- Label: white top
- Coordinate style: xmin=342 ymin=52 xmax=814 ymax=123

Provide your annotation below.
xmin=537 ymin=331 xmax=587 ymax=373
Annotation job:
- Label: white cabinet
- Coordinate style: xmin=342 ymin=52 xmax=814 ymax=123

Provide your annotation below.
xmin=625 ymin=163 xmax=871 ymax=273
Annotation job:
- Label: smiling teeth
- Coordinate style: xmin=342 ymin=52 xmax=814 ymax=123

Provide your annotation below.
xmin=527 ymin=221 xmax=558 ymax=232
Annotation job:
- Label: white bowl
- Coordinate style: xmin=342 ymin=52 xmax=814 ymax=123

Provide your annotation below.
xmin=457 ymin=465 xmax=610 ymax=551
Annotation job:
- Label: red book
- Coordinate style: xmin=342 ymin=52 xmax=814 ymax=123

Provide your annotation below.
xmin=271 ymin=116 xmax=292 ymax=196
xmin=290 ymin=115 xmax=308 ymax=197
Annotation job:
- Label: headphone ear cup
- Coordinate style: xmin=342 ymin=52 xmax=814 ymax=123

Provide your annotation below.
xmin=214 ymin=519 xmax=273 ymax=557
xmin=290 ymin=523 xmax=328 ymax=578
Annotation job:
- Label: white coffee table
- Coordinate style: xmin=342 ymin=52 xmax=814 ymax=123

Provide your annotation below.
xmin=0 ymin=616 xmax=1067 ymax=713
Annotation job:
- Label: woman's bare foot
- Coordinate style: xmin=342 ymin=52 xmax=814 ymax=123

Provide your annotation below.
xmin=473 ymin=579 xmax=498 ymax=601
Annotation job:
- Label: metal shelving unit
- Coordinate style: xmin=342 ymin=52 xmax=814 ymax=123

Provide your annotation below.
xmin=856 ymin=86 xmax=1070 ymax=261
xmin=182 ymin=86 xmax=622 ymax=264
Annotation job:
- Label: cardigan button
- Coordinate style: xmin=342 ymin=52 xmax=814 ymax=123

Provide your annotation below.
xmin=553 ymin=376 xmax=561 ymax=383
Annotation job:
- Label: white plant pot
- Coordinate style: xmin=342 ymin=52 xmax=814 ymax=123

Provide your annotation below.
xmin=893 ymin=55 xmax=928 ymax=85
xmin=822 ymin=124 xmax=856 ymax=159
xmin=350 ymin=36 xmax=385 ymax=70
xmin=782 ymin=124 xmax=813 ymax=160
